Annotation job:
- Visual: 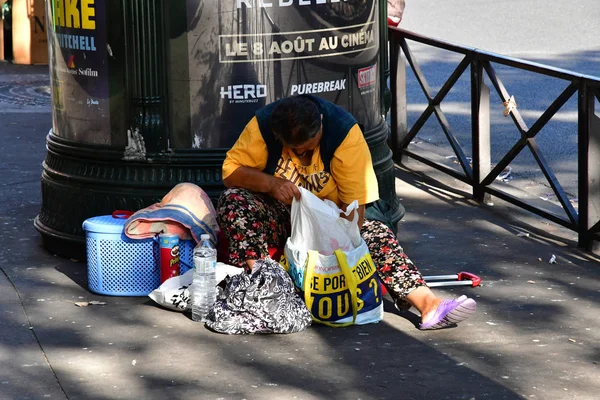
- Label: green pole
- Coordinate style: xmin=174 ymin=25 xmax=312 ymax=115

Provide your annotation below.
xmin=379 ymin=0 xmax=391 ymax=116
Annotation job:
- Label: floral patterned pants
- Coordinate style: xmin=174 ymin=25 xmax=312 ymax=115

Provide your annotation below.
xmin=217 ymin=188 xmax=427 ymax=301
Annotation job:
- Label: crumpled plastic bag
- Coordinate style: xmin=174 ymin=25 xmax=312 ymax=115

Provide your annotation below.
xmin=289 ymin=187 xmax=361 ymax=256
xmin=148 ymin=262 xmax=243 ymax=312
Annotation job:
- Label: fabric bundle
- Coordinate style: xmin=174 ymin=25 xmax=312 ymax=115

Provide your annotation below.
xmin=205 ymin=258 xmax=312 ymax=335
xmin=123 ymin=182 xmax=220 ymax=244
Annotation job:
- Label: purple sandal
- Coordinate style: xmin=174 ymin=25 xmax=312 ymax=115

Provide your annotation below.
xmin=419 ymin=297 xmax=477 ymax=330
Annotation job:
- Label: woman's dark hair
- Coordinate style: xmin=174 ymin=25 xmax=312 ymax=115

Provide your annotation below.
xmin=270 ymin=96 xmax=321 ymax=146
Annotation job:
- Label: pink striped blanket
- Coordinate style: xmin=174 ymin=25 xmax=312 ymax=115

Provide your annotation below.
xmin=124 ymin=183 xmax=219 ymax=244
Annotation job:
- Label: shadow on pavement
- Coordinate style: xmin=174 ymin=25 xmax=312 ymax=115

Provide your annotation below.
xmin=0 ymin=131 xmax=523 ymax=399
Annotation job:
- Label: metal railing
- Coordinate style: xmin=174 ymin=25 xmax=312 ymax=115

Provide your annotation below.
xmin=388 ymin=28 xmax=600 ymax=249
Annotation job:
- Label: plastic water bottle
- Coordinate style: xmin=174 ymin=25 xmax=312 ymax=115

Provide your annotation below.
xmin=191 ymin=234 xmax=217 ymax=322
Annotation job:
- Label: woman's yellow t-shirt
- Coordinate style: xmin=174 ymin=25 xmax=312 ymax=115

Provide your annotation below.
xmin=222 ymin=116 xmax=380 ymax=206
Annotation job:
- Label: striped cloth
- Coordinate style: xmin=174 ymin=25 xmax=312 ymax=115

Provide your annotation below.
xmin=124 ymin=183 xmax=219 ymax=245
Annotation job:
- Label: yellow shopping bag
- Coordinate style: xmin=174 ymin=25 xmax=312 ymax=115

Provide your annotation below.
xmin=283 ymin=187 xmax=383 ymax=326
xmin=284 ymin=240 xmax=383 ymax=326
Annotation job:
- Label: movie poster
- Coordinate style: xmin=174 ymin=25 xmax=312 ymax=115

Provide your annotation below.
xmin=46 ymin=0 xmax=110 ymax=144
xmin=183 ymin=0 xmax=381 ymax=149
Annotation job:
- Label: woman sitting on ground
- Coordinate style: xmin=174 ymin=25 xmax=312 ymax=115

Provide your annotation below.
xmin=217 ymin=95 xmax=476 ymax=330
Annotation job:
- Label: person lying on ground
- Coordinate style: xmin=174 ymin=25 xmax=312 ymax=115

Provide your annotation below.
xmin=217 ymin=94 xmax=476 ymax=330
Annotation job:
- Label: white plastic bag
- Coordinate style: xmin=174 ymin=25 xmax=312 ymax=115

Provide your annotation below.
xmin=284 ymin=188 xmax=383 ymax=326
xmin=148 ymin=269 xmax=194 ymax=312
xmin=148 ymin=263 xmax=243 ymax=312
xmin=289 ymin=187 xmax=362 ymax=256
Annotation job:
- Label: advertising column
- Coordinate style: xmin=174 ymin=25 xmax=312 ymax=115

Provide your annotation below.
xmin=183 ymin=0 xmax=381 ymax=149
xmin=46 ymin=0 xmax=109 ymax=144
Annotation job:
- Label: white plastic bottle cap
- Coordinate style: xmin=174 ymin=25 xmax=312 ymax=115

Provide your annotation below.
xmin=200 ymin=234 xmax=210 ymax=240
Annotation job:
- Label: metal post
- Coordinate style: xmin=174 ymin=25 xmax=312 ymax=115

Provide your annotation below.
xmin=471 ymin=57 xmax=492 ymax=204
xmin=578 ymin=81 xmax=600 ymax=251
xmin=589 ymin=106 xmax=600 ymax=253
xmin=389 ymin=33 xmax=407 ymax=157
xmin=379 ymin=0 xmax=390 ymax=116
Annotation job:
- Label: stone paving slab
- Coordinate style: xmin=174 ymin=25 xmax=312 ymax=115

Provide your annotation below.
xmin=0 ymin=62 xmax=51 ymax=112
xmin=0 ymin=267 xmax=66 ymax=400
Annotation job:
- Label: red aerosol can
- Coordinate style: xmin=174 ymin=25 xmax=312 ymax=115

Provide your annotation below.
xmin=159 ymin=234 xmax=180 ymax=283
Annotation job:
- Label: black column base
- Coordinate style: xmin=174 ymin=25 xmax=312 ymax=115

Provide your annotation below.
xmin=36 ymin=121 xmax=405 ymax=260
xmin=34 ymin=131 xmax=227 ymax=260
xmin=364 ymin=119 xmax=405 ymax=227
xmin=34 ymin=218 xmax=86 ymax=260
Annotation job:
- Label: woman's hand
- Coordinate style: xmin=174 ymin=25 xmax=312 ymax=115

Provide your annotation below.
xmin=269 ymin=177 xmax=301 ymax=205
xmin=223 ymin=167 xmax=300 ymax=205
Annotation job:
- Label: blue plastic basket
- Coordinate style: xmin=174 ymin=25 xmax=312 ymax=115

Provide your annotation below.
xmin=83 ymin=215 xmax=194 ymax=296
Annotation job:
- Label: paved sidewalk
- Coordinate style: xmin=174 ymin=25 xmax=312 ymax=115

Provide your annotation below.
xmin=1 ymin=63 xmax=599 ymax=400
xmin=0 ymin=61 xmax=51 ymax=111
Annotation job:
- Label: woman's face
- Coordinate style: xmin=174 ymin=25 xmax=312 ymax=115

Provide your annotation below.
xmin=288 ymin=127 xmax=323 ymax=156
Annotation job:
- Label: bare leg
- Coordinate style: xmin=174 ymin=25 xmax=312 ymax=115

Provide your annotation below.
xmin=360 ymin=219 xmax=475 ymax=327
xmin=405 ymin=286 xmax=443 ymax=324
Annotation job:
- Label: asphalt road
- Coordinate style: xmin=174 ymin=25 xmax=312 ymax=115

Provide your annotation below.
xmin=400 ymin=0 xmax=600 ymax=74
xmin=396 ymin=0 xmax=600 ymax=209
